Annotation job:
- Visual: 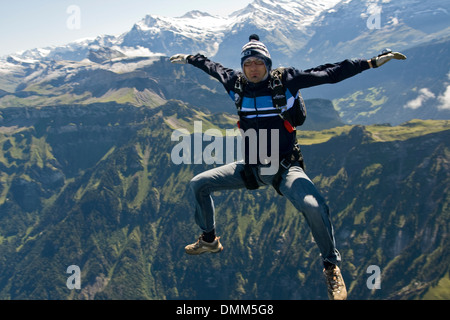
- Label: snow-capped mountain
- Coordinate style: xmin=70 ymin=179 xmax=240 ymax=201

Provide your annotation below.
xmin=0 ymin=0 xmax=346 ymax=93
xmin=115 ymin=0 xmax=344 ymax=66
xmin=119 ymin=11 xmax=229 ymax=58
xmin=296 ymin=0 xmax=450 ymax=67
xmin=0 ymin=0 xmax=449 ymax=125
xmin=231 ymin=0 xmax=341 ymax=29
xmin=2 ymin=0 xmax=342 ymax=65
xmin=3 ymin=0 xmax=449 ymax=67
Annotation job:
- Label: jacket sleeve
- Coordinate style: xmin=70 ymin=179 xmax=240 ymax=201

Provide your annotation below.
xmin=188 ymin=54 xmax=238 ymax=94
xmin=284 ymin=59 xmax=371 ymax=90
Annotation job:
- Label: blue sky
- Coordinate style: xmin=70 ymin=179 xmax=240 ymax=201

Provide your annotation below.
xmin=0 ymin=0 xmax=252 ymax=56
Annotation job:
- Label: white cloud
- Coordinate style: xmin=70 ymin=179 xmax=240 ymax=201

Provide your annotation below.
xmin=437 ymin=85 xmax=450 ymax=110
xmin=404 ymin=88 xmax=436 ymax=110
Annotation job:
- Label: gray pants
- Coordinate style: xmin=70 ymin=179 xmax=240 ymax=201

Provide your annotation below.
xmin=189 ymin=160 xmax=341 ymax=265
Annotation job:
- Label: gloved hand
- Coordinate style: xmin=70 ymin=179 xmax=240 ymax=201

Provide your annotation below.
xmin=371 ymin=49 xmax=406 ymax=68
xmin=169 ymin=54 xmax=192 ymax=64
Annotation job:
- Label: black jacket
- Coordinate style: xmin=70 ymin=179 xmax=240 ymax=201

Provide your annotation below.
xmin=188 ymin=54 xmax=370 ymax=163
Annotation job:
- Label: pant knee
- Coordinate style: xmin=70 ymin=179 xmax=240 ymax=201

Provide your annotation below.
xmin=303 ymin=194 xmax=329 ymax=216
xmin=189 ymin=174 xmax=209 ymax=196
xmin=303 ymin=194 xmax=321 ymax=210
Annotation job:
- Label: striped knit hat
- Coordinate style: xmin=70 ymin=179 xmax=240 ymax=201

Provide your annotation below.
xmin=241 ymin=34 xmax=272 ymax=71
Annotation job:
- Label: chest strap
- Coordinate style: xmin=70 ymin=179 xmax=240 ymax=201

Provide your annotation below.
xmin=234 ymin=68 xmax=287 ymax=117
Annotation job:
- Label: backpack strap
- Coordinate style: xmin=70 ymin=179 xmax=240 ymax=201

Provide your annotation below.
xmin=270 ymin=68 xmax=297 ymax=133
xmin=234 ymin=74 xmax=247 ymax=116
xmin=269 ymin=68 xmax=287 ymax=109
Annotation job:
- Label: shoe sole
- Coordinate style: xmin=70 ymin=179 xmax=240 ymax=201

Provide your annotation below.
xmin=185 ymin=245 xmax=223 ymax=255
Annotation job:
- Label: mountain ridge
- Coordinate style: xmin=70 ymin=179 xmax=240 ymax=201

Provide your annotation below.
xmin=0 ymin=101 xmax=448 ymax=299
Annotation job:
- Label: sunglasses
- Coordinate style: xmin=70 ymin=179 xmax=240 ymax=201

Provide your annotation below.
xmin=243 ymin=59 xmax=265 ymax=67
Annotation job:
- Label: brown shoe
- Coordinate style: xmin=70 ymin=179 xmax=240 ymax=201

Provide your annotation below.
xmin=323 ymin=264 xmax=347 ymax=300
xmin=185 ymin=236 xmax=223 ymax=255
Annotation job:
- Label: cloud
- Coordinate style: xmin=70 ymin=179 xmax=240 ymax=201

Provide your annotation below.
xmin=404 ymin=88 xmax=435 ymax=110
xmin=437 ymin=85 xmax=450 ymax=110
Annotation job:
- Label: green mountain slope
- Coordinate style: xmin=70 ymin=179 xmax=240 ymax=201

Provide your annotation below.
xmin=0 ymin=102 xmax=448 ymax=299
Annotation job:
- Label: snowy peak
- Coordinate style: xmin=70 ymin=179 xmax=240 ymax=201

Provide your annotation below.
xmin=135 ymin=11 xmax=229 ymax=33
xmin=121 ymin=11 xmax=229 ymax=58
xmin=232 ymin=0 xmax=342 ymax=28
xmin=179 ymin=10 xmax=215 ymax=19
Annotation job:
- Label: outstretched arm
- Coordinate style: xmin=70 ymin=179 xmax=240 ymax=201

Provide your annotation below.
xmin=285 ymin=49 xmax=407 ymax=90
xmin=170 ymin=53 xmax=238 ymax=93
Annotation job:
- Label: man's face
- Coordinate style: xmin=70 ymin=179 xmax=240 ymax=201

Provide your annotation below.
xmin=243 ymin=58 xmax=267 ymax=83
